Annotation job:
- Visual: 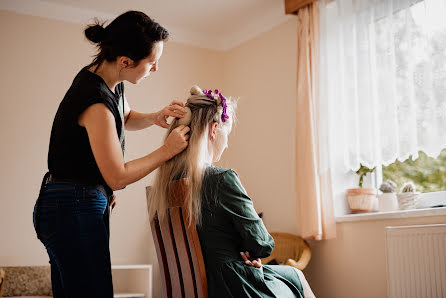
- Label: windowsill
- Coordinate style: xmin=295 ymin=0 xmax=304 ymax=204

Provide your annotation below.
xmin=336 ymin=207 xmax=446 ymax=223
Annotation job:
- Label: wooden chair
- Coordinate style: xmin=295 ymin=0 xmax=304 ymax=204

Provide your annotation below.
xmin=147 ymin=179 xmax=208 ymax=298
xmin=261 ymin=232 xmax=312 ymax=270
xmin=0 ymin=268 xmax=5 ymax=298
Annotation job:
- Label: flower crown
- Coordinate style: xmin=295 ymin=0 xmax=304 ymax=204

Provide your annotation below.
xmin=177 ymin=86 xmax=230 ymax=126
xmin=202 ymin=89 xmax=229 ymax=123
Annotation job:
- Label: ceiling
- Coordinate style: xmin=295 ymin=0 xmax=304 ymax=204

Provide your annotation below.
xmin=0 ymin=0 xmax=293 ymax=51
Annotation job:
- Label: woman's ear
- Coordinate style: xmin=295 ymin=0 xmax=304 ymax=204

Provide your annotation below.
xmin=118 ymin=56 xmax=133 ymax=68
xmin=209 ymin=122 xmax=218 ymax=140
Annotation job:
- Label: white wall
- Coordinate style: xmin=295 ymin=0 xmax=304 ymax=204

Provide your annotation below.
xmin=305 ymin=215 xmax=446 ymax=298
xmin=221 ymin=18 xmax=299 ymax=234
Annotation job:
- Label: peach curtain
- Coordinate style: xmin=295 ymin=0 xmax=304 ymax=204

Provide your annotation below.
xmin=295 ymin=3 xmax=336 ymax=240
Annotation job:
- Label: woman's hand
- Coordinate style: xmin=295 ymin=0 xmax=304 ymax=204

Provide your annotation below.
xmin=154 ymin=100 xmax=187 ymax=128
xmin=240 ymin=251 xmax=262 ymax=268
xmin=163 ymin=125 xmax=190 ymax=158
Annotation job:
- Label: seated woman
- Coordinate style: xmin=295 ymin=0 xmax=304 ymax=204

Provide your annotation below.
xmin=149 ymin=86 xmax=315 ymax=298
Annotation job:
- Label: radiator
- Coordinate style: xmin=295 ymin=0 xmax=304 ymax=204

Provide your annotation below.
xmin=385 ymin=224 xmax=446 ymax=298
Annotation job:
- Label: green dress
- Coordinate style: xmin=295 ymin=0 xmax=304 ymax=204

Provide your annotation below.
xmin=198 ymin=167 xmax=304 ymax=298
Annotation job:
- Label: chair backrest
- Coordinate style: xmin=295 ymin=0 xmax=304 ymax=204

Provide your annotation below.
xmin=147 ymin=179 xmax=208 ymax=298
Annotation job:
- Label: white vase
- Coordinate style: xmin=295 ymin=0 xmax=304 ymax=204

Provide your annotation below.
xmin=377 ymin=193 xmax=399 ymax=212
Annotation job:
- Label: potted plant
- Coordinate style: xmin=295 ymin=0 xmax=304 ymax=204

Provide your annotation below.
xmin=397 ymin=181 xmax=419 ymax=210
xmin=377 ymin=179 xmax=399 ymax=212
xmin=346 ymin=164 xmax=377 ymax=213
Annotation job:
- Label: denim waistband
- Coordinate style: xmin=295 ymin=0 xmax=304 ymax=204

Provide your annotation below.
xmin=43 ymin=172 xmax=109 ymax=198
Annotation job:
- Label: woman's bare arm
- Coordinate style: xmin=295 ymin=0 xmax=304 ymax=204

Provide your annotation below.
xmin=78 ymin=103 xmax=189 ymax=190
xmin=123 ymin=96 xmax=186 ymax=131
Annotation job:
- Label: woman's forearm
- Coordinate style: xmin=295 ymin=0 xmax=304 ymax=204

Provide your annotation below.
xmin=110 ymin=125 xmax=190 ymax=190
xmin=125 ymin=110 xmax=157 ymax=130
xmin=111 ymin=145 xmax=173 ymax=190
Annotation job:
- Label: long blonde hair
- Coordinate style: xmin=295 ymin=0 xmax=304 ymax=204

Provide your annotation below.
xmin=148 ymin=86 xmax=236 ymax=226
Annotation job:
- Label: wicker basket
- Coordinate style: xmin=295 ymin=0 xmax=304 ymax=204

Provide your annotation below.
xmin=397 ymin=192 xmax=419 ymax=210
xmin=346 ymin=188 xmax=377 ymax=213
xmin=261 ymin=232 xmax=311 ymax=270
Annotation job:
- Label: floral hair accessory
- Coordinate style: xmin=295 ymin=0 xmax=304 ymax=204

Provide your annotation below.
xmin=202 ymin=88 xmax=229 ymax=122
xmin=177 ymin=86 xmax=230 ymax=126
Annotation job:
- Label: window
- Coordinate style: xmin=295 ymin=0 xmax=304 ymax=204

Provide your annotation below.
xmin=320 ymin=0 xmax=446 ymax=169
xmin=382 ymin=149 xmax=446 ymax=193
xmin=320 ymin=0 xmax=446 ymax=217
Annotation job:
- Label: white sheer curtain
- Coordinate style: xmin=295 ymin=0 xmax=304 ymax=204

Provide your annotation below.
xmin=319 ymin=0 xmax=446 ymax=171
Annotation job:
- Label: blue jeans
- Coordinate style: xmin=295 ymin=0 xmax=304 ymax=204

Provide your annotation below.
xmin=33 ymin=175 xmax=113 ymax=298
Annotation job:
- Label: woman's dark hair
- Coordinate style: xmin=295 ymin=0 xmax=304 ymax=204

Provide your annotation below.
xmin=84 ymin=11 xmax=169 ymax=69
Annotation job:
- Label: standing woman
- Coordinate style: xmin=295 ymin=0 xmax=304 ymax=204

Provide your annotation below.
xmin=33 ymin=11 xmax=189 ymax=298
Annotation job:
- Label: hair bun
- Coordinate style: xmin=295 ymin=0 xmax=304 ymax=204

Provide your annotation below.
xmin=190 ymin=85 xmax=204 ymax=96
xmin=177 ymin=107 xmax=192 ymax=126
xmin=85 ymin=24 xmax=106 ymax=43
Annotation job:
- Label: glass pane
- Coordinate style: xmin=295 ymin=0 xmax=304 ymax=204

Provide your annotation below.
xmin=382 ymin=148 xmax=446 ymax=193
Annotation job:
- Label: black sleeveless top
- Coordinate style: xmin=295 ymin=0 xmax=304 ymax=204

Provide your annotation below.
xmin=47 ymin=66 xmax=125 ymax=195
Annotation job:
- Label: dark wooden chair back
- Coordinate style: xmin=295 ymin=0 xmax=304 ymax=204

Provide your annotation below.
xmin=147 ymin=179 xmax=208 ymax=298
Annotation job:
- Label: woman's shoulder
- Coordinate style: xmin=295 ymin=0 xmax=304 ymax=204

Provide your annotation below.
xmin=59 ymin=66 xmax=120 ymax=112
xmin=201 ymin=167 xmax=243 ymax=207
xmin=70 ymin=66 xmax=118 ymax=99
xmin=72 ymin=66 xmax=100 ymax=87
xmin=203 ymin=166 xmax=244 ymax=191
xmin=204 ymin=166 xmax=238 ymax=179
